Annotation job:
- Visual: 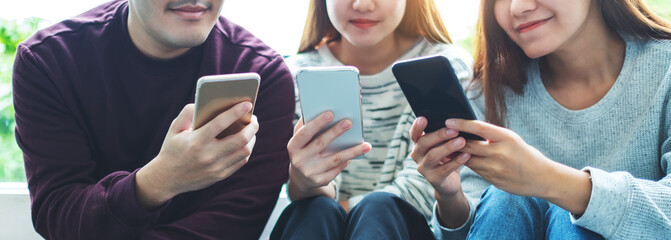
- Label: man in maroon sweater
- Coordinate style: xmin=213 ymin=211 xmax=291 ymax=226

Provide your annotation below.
xmin=12 ymin=0 xmax=294 ymax=239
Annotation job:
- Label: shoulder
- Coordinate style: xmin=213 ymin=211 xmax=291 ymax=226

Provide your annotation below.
xmin=640 ymin=38 xmax=671 ymax=56
xmin=419 ymin=39 xmax=474 ymax=82
xmin=420 ymin=40 xmax=473 ymax=66
xmin=20 ymin=0 xmax=123 ymax=52
xmin=627 ymin=36 xmax=671 ymax=69
xmin=208 ymin=17 xmax=294 ymax=88
xmin=211 ymin=17 xmax=283 ymax=63
xmin=282 ymin=49 xmax=327 ymax=76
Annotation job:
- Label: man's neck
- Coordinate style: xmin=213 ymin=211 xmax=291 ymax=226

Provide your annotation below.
xmin=127 ymin=10 xmax=189 ymax=60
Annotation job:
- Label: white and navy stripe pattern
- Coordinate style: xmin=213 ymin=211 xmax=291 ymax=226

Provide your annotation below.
xmin=285 ymin=38 xmax=473 ymax=219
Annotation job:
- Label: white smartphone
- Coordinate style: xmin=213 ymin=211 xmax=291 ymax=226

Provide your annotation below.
xmin=295 ymin=66 xmax=364 ymax=156
xmin=193 ymin=73 xmax=260 ymax=139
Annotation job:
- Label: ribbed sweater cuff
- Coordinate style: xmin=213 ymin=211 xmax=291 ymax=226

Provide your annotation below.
xmin=571 ymin=167 xmax=630 ymax=239
xmin=431 ymin=201 xmax=474 ymax=240
xmin=106 ymin=169 xmax=170 ymax=229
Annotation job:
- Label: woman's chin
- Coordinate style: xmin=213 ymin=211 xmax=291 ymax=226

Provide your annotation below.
xmin=522 ymin=47 xmax=552 ymax=59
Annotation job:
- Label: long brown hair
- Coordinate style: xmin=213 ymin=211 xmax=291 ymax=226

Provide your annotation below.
xmin=471 ymin=0 xmax=671 ymax=126
xmin=298 ymin=0 xmax=452 ymax=53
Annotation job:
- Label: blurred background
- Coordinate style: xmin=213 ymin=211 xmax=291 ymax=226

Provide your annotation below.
xmin=0 ymin=0 xmax=670 ymax=184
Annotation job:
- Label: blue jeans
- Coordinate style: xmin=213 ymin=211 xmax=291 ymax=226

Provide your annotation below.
xmin=270 ymin=192 xmax=433 ymax=240
xmin=467 ymin=186 xmax=604 ymax=240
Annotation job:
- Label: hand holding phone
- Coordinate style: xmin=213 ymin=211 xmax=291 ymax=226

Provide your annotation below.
xmin=392 ymin=55 xmax=484 ymax=140
xmin=295 ymin=66 xmax=365 ymax=155
xmin=287 ymin=66 xmax=370 ymax=200
xmin=137 ymin=73 xmax=260 ymax=209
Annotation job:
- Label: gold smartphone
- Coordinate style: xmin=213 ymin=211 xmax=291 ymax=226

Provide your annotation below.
xmin=193 ymin=73 xmax=260 ymax=139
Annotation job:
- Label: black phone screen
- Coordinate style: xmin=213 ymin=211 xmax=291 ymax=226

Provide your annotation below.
xmin=392 ymin=55 xmax=484 ymax=140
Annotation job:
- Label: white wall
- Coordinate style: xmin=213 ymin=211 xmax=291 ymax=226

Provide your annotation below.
xmin=0 ymin=183 xmax=288 ymax=240
xmin=0 ymin=184 xmax=42 ymax=240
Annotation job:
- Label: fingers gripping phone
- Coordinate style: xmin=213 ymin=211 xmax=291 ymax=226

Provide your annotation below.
xmin=392 ymin=55 xmax=484 ymax=140
xmin=193 ymin=73 xmax=260 ymax=139
xmin=295 ymin=66 xmax=365 ymax=156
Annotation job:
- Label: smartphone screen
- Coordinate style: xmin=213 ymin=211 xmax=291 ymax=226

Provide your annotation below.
xmin=296 ymin=66 xmax=365 ymax=156
xmin=392 ymin=55 xmax=484 ymax=140
xmin=193 ymin=73 xmax=260 ymax=139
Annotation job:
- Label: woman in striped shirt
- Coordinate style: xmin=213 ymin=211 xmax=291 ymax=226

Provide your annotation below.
xmin=271 ymin=0 xmax=472 ymax=239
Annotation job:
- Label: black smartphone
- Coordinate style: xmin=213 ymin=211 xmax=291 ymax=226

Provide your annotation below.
xmin=392 ymin=55 xmax=484 ymax=140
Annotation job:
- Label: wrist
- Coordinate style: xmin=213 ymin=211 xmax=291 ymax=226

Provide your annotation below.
xmin=542 ymin=162 xmax=592 ymax=215
xmin=435 ymin=190 xmax=470 ymax=228
xmin=135 ymin=164 xmax=175 ymax=210
xmin=288 ymin=179 xmax=335 ymax=201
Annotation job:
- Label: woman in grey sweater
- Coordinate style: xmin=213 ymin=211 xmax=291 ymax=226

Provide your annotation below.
xmin=410 ymin=0 xmax=671 ymax=239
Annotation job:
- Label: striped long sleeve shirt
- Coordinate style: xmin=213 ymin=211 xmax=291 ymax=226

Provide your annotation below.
xmin=285 ymin=38 xmax=473 ymax=218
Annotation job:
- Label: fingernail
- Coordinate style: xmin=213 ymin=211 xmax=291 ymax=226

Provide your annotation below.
xmin=453 ymin=138 xmax=464 ymax=147
xmin=417 ymin=117 xmax=426 ymax=126
xmin=445 ymin=119 xmax=455 ymax=127
xmin=241 ymin=102 xmax=253 ymax=112
xmin=459 ymin=153 xmax=471 ymax=161
xmin=446 ymin=129 xmax=458 ymax=136
xmin=322 ymin=111 xmax=334 ymax=121
xmin=362 ymin=143 xmax=371 ymax=152
xmin=340 ymin=119 xmax=351 ymax=129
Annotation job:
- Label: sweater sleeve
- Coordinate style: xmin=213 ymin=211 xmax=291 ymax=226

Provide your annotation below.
xmin=14 ymin=44 xmax=167 ymax=239
xmin=571 ymin=128 xmax=671 ymax=238
xmin=568 ymin=68 xmax=671 ymax=239
xmin=571 ymin=167 xmax=671 ymax=239
xmin=364 ymin=106 xmax=435 ymax=219
xmin=14 ymin=45 xmax=294 ymax=239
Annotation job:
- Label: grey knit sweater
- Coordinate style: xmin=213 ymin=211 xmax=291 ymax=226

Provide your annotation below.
xmin=433 ymin=35 xmax=671 ymax=239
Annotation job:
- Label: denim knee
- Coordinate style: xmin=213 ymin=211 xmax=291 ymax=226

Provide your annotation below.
xmin=478 ymin=186 xmax=549 ymax=212
xmin=290 ymin=195 xmax=343 ymax=215
xmin=468 ymin=186 xmax=548 ymax=239
xmin=270 ymin=195 xmax=346 ymax=240
xmin=354 ymin=192 xmax=399 ymax=210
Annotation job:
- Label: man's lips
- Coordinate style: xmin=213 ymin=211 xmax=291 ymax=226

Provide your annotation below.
xmin=350 ymin=19 xmax=378 ymax=29
xmin=515 ymin=17 xmax=552 ymax=33
xmin=169 ymin=5 xmax=209 ymax=20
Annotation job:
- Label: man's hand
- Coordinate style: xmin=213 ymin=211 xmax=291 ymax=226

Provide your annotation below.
xmin=135 ymin=102 xmax=258 ymax=210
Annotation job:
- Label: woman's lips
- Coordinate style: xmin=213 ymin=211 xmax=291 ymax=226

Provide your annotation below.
xmin=350 ymin=19 xmax=378 ymax=29
xmin=169 ymin=5 xmax=209 ymax=20
xmin=515 ymin=17 xmax=552 ymax=33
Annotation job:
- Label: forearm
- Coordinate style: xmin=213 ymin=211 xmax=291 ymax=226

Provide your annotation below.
xmin=32 ymin=171 xmax=164 ymax=239
xmin=541 ymin=161 xmax=592 ymax=215
xmin=435 ymin=190 xmax=471 ymax=229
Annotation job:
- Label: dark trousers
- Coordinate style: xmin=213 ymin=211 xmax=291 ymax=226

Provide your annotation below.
xmin=270 ymin=192 xmax=434 ymax=240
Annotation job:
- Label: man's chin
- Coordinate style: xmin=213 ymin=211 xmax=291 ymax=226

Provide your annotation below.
xmin=166 ymin=34 xmax=210 ymax=49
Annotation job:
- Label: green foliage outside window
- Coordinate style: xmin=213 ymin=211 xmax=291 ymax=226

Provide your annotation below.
xmin=0 ymin=2 xmax=670 ymax=183
xmin=0 ymin=18 xmax=42 ymax=182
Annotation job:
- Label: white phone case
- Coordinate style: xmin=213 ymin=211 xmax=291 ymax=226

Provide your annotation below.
xmin=296 ymin=66 xmax=364 ymax=157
